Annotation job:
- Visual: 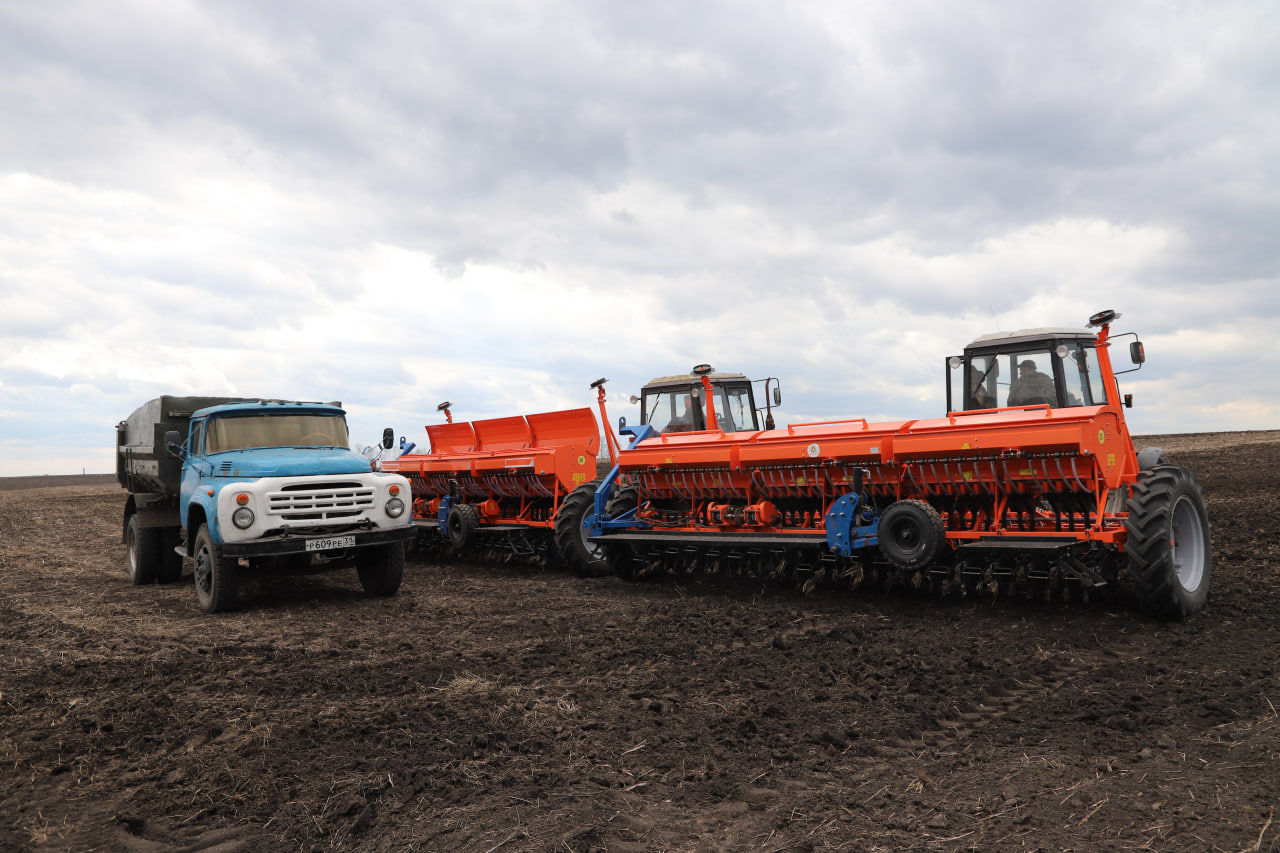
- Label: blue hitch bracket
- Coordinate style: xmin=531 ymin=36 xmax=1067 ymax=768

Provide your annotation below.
xmin=825 ymin=492 xmax=879 ymax=557
xmin=587 ymin=423 xmax=656 ymax=538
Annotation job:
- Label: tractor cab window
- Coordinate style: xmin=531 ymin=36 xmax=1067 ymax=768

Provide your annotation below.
xmin=963 ymin=349 xmax=1058 ymax=409
xmin=1060 ymin=342 xmax=1108 ymax=407
xmin=644 ymin=389 xmax=703 ymax=433
xmin=715 ymin=384 xmax=758 ymax=432
xmin=1006 ymin=352 xmax=1057 ymax=407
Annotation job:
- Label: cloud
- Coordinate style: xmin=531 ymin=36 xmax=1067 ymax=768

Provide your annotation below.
xmin=0 ymin=0 xmax=1277 ymax=475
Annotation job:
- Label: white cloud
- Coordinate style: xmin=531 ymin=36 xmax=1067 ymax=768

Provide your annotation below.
xmin=0 ymin=0 xmax=1277 ymax=475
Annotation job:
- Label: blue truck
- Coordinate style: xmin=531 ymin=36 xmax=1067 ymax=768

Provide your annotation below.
xmin=117 ymin=396 xmax=415 ymax=613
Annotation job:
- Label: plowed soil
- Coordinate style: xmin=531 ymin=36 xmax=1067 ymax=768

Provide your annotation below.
xmin=2 ymin=432 xmax=1278 ymax=853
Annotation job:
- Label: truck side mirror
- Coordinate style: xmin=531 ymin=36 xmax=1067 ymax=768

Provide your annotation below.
xmin=1130 ymin=341 xmax=1145 ymax=365
xmin=164 ymin=430 xmax=183 ymax=457
xmin=381 ymin=428 xmax=395 ymax=449
xmin=773 ymin=387 xmax=782 ymax=406
xmin=618 ymin=416 xmax=627 ymax=431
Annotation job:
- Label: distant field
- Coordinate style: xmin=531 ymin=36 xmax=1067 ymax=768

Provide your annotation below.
xmin=0 ymin=473 xmax=118 ymax=491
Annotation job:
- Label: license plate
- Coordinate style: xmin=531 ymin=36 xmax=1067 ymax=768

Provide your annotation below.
xmin=305 ymin=536 xmax=355 ymax=552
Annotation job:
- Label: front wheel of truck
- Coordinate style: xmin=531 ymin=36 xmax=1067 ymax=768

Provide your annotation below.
xmin=193 ymin=524 xmax=238 ymax=613
xmin=357 ymin=543 xmax=405 ymax=596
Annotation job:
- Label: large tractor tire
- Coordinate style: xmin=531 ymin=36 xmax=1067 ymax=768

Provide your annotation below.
xmin=126 ymin=515 xmax=160 ymax=585
xmin=602 ymin=541 xmax=638 ymax=581
xmin=554 ymin=479 xmax=611 ymax=577
xmin=445 ymin=504 xmax=479 ymax=552
xmin=357 ymin=543 xmax=405 ymax=596
xmin=1124 ymin=465 xmax=1213 ymax=621
xmin=878 ymin=499 xmax=948 ymax=572
xmin=604 ymin=484 xmax=639 ymax=519
xmin=192 ymin=524 xmax=238 ymax=614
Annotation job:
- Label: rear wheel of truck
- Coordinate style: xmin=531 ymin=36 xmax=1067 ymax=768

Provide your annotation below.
xmin=1125 ymin=465 xmax=1213 ymax=621
xmin=878 ymin=499 xmax=948 ymax=572
xmin=157 ymin=528 xmax=184 ymax=583
xmin=554 ymin=479 xmax=611 ymax=577
xmin=357 ymin=543 xmax=405 ymax=596
xmin=126 ymin=515 xmax=160 ymax=585
xmin=192 ymin=524 xmax=238 ymax=614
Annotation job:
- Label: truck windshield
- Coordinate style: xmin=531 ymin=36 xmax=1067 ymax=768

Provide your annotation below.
xmin=205 ymin=414 xmax=350 ymax=453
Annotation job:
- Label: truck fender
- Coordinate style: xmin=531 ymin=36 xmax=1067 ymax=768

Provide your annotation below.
xmin=122 ymin=493 xmax=138 ymax=544
xmin=185 ymin=499 xmax=218 ymax=555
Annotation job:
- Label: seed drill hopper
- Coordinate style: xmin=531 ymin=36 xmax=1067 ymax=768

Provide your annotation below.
xmin=382 ymin=380 xmax=619 ymax=574
xmin=588 ymin=311 xmax=1212 ymax=620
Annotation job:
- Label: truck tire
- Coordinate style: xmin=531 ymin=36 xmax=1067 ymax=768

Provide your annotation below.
xmin=1125 ymin=465 xmax=1213 ymax=621
xmin=157 ymin=528 xmax=184 ymax=584
xmin=126 ymin=515 xmax=160 ymax=585
xmin=357 ymin=543 xmax=405 ymax=596
xmin=446 ymin=504 xmax=479 ymax=551
xmin=192 ymin=524 xmax=238 ymax=614
xmin=878 ymin=499 xmax=947 ymax=572
xmin=554 ymin=479 xmax=610 ymax=577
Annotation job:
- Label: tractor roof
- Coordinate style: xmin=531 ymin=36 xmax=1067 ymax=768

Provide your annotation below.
xmin=643 ymin=371 xmax=749 ymax=390
xmin=966 ymin=327 xmax=1097 ymax=350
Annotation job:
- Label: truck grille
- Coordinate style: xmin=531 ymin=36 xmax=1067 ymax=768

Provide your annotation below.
xmin=268 ymin=481 xmax=376 ymax=520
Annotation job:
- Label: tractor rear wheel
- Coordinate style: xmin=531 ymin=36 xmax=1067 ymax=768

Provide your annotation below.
xmin=878 ymin=500 xmax=947 ymax=572
xmin=446 ymin=504 xmax=479 ymax=551
xmin=554 ymin=479 xmax=611 ymax=577
xmin=602 ymin=541 xmax=638 ymax=581
xmin=126 ymin=515 xmax=160 ymax=585
xmin=604 ymin=484 xmax=639 ymax=518
xmin=1125 ymin=465 xmax=1212 ymax=620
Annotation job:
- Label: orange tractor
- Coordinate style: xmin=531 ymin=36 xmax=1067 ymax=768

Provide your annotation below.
xmin=382 ymin=381 xmax=620 ymax=575
xmin=586 ymin=310 xmax=1212 ymax=620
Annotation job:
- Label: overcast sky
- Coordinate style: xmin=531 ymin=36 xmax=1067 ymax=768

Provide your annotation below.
xmin=2 ymin=1 xmax=1278 ymax=476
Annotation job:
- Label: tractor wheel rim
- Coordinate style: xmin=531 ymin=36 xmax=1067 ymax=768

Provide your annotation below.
xmin=1169 ymin=495 xmax=1205 ymax=591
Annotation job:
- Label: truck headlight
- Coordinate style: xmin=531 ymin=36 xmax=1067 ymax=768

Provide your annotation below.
xmin=385 ymin=497 xmax=405 ymax=518
xmin=232 ymin=507 xmax=255 ymax=529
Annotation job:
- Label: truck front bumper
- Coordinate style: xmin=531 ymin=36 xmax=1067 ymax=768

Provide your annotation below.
xmin=220 ymin=526 xmax=416 ymax=559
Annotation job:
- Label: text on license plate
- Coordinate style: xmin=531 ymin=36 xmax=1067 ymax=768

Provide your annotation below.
xmin=306 ymin=536 xmax=355 ymax=552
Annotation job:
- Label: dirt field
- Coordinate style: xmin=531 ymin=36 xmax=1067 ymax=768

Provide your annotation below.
xmin=2 ymin=431 xmax=1278 ymax=852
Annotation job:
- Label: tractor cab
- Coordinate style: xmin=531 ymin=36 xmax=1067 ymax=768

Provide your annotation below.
xmin=946 ymin=310 xmax=1145 ymax=413
xmin=639 ymin=365 xmax=781 ymax=434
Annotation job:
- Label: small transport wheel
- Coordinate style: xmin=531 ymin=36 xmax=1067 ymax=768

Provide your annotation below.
xmin=357 ymin=543 xmax=405 ymax=596
xmin=1125 ymin=465 xmax=1213 ymax=620
xmin=192 ymin=524 xmax=238 ymax=614
xmin=554 ymin=479 xmax=611 ymax=577
xmin=126 ymin=515 xmax=160 ymax=585
xmin=445 ymin=504 xmax=479 ymax=551
xmin=877 ymin=500 xmax=947 ymax=572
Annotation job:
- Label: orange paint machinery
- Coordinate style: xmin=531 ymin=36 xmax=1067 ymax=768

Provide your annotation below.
xmin=587 ymin=311 xmax=1212 ymax=620
xmin=382 ymin=380 xmax=621 ymax=575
